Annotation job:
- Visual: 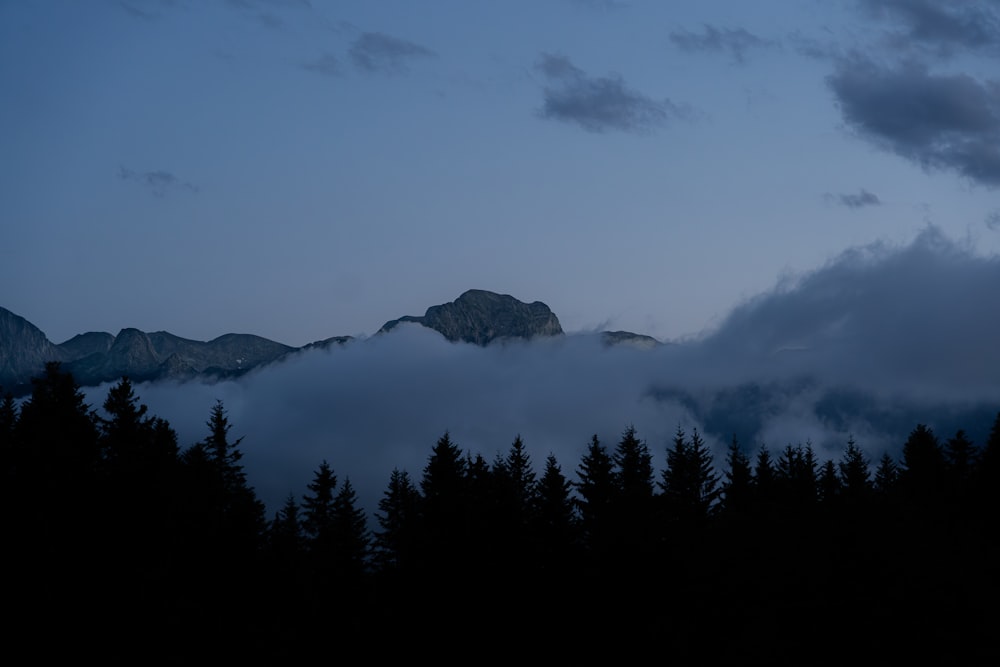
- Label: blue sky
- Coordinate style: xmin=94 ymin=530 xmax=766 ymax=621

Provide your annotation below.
xmin=3 ymin=0 xmax=999 ymax=349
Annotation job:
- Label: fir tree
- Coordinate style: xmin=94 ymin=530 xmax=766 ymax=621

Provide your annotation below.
xmin=719 ymin=434 xmax=753 ymax=517
xmin=575 ymin=434 xmax=616 ymax=561
xmin=838 ymin=436 xmax=871 ymax=502
xmin=873 ymin=452 xmax=899 ymax=496
xmin=329 ymin=477 xmax=371 ymax=581
xmin=373 ymin=468 xmax=421 ymax=575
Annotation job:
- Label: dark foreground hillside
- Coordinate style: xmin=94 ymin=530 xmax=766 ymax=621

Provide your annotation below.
xmin=3 ymin=363 xmax=999 ymax=663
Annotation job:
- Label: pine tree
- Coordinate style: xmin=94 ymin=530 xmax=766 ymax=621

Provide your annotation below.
xmin=818 ymin=459 xmax=841 ymax=506
xmin=419 ymin=431 xmax=468 ymax=572
xmin=776 ymin=442 xmax=818 ymax=509
xmin=899 ymin=424 xmax=945 ymax=506
xmin=753 ymin=445 xmax=777 ymax=512
xmin=614 ymin=425 xmax=654 ymax=502
xmin=533 ymin=453 xmax=579 ymax=560
xmin=575 ymin=434 xmax=616 ymax=561
xmin=944 ymin=429 xmax=977 ymax=503
xmin=491 ymin=435 xmax=538 ymax=569
xmin=267 ymin=493 xmax=304 ymax=568
xmin=180 ymin=400 xmax=265 ymax=561
xmin=873 ymin=452 xmax=899 ymax=496
xmin=660 ymin=426 xmax=720 ymax=521
xmin=373 ymin=468 xmax=421 ymax=575
xmin=838 ymin=436 xmax=871 ymax=503
xmin=329 ymin=477 xmax=371 ymax=581
xmin=302 ymin=459 xmax=338 ymax=550
xmin=719 ymin=434 xmax=753 ymax=517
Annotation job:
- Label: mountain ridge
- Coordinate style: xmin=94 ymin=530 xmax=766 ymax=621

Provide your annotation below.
xmin=0 ymin=291 xmax=659 ymax=396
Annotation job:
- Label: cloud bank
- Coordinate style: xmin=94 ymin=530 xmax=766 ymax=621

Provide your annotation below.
xmin=86 ymin=227 xmax=1000 ymax=521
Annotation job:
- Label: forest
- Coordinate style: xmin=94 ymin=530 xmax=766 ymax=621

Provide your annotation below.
xmin=3 ymin=361 xmax=1000 ymax=663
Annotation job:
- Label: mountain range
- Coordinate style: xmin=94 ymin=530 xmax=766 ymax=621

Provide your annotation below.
xmin=0 ymin=289 xmax=659 ymax=397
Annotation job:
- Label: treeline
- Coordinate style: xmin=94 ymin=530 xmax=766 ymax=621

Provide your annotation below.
xmin=3 ymin=362 xmax=1000 ymax=662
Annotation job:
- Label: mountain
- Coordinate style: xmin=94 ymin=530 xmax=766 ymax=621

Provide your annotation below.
xmin=0 ymin=305 xmax=326 ymax=397
xmin=1 ymin=290 xmax=659 ymax=396
xmin=378 ymin=289 xmax=565 ymax=345
xmin=0 ymin=307 xmax=67 ymax=393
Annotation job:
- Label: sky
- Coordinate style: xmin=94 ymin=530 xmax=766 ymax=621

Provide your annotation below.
xmin=2 ymin=0 xmax=999 ymax=348
xmin=4 ymin=1 xmax=1000 ymax=519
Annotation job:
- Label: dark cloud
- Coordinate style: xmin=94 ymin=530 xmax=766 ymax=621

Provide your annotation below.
xmin=825 ymin=188 xmax=881 ymax=208
xmin=670 ymin=25 xmax=775 ymax=64
xmin=860 ymin=0 xmax=1000 ymax=57
xmin=119 ymin=166 xmax=199 ymax=197
xmin=987 ymin=210 xmax=1000 ymax=230
xmin=349 ymin=32 xmax=436 ymax=75
xmin=302 ymin=53 xmax=340 ymax=77
xmin=534 ymin=52 xmax=689 ymax=134
xmin=827 ymin=57 xmax=1000 ymax=187
xmin=94 ymin=227 xmax=1000 ymax=522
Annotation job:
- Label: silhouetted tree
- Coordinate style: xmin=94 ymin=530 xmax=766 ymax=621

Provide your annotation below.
xmin=873 ymin=452 xmax=899 ymax=497
xmin=419 ymin=431 xmax=468 ymax=574
xmin=776 ymin=442 xmax=818 ymax=510
xmin=178 ymin=400 xmax=266 ymax=567
xmin=302 ymin=459 xmax=338 ymax=554
xmin=575 ymin=434 xmax=616 ymax=566
xmin=719 ymin=434 xmax=753 ymax=517
xmin=899 ymin=424 xmax=945 ymax=507
xmin=818 ymin=459 xmax=841 ymax=506
xmin=329 ymin=477 xmax=371 ymax=582
xmin=944 ymin=429 xmax=977 ymax=506
xmin=976 ymin=412 xmax=1000 ymax=513
xmin=752 ymin=445 xmax=778 ymax=513
xmin=373 ymin=468 xmax=421 ymax=576
xmin=267 ymin=493 xmax=304 ymax=571
xmin=660 ymin=426 xmax=720 ymax=522
xmin=491 ymin=435 xmax=538 ymax=572
xmin=838 ymin=436 xmax=871 ymax=504
xmin=532 ymin=453 xmax=579 ymax=569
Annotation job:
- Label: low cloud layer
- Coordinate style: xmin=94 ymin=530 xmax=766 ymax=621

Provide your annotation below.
xmin=349 ymin=32 xmax=435 ymax=75
xmin=87 ymin=226 xmax=1000 ymax=520
xmin=827 ymin=57 xmax=1000 ymax=187
xmin=534 ymin=52 xmax=687 ymax=134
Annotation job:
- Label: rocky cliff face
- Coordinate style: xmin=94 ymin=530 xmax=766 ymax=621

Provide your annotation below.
xmin=379 ymin=289 xmax=564 ymax=345
xmin=0 ymin=307 xmax=66 ymax=394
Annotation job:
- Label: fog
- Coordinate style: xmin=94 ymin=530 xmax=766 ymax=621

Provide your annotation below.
xmin=83 ymin=226 xmax=1000 ymax=520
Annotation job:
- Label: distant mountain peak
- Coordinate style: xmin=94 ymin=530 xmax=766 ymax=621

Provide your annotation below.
xmin=378 ymin=289 xmax=564 ymax=345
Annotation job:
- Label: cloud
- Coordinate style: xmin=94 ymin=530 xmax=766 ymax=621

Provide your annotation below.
xmin=91 ymin=227 xmax=1000 ymax=523
xmin=987 ymin=210 xmax=1000 ymax=231
xmin=118 ymin=166 xmax=199 ymax=197
xmin=349 ymin=32 xmax=436 ymax=75
xmin=859 ymin=0 xmax=1000 ymax=57
xmin=825 ymin=188 xmax=881 ymax=208
xmin=670 ymin=25 xmax=775 ymax=64
xmin=827 ymin=57 xmax=1000 ymax=187
xmin=302 ymin=53 xmax=340 ymax=77
xmin=534 ymin=52 xmax=689 ymax=134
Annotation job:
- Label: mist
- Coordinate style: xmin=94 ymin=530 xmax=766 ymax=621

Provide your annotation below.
xmin=82 ymin=226 xmax=1000 ymax=520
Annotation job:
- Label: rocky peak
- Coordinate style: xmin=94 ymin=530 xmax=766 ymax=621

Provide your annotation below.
xmin=379 ymin=289 xmax=564 ymax=345
xmin=0 ymin=306 xmax=64 ymax=392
